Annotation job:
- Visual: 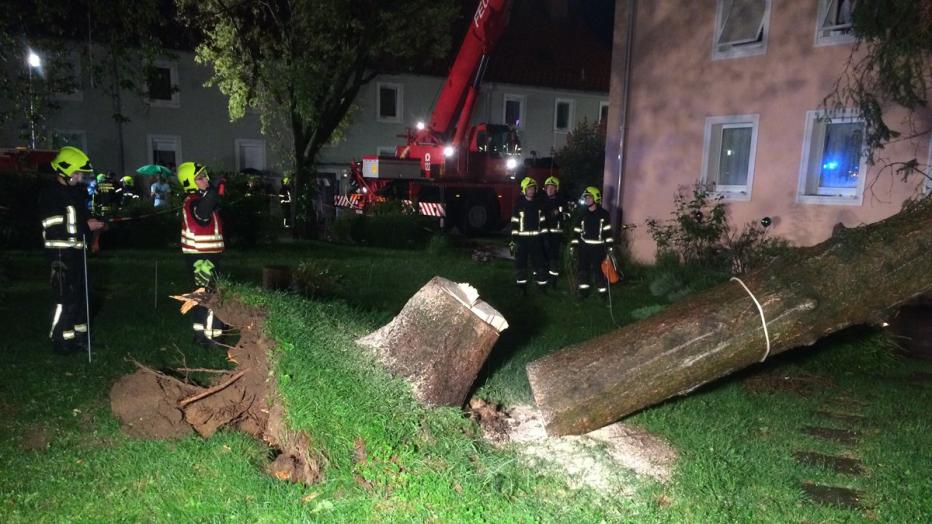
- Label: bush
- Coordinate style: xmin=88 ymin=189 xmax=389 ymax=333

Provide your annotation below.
xmin=292 ymin=260 xmax=343 ymax=299
xmin=646 ymin=184 xmax=790 ymax=275
xmin=0 ymin=171 xmax=43 ymax=249
xmin=328 ymin=209 xmax=436 ymax=249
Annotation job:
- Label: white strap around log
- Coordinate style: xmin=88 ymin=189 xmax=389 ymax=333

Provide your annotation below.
xmin=731 ymin=277 xmax=771 ymax=362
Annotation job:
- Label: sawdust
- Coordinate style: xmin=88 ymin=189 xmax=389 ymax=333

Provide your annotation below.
xmin=470 ymin=401 xmax=678 ymax=493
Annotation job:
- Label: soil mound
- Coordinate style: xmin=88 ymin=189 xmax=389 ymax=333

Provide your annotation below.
xmin=108 ymin=294 xmax=320 ymax=484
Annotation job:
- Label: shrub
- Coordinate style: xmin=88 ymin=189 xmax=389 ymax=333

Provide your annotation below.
xmin=328 ymin=208 xmax=436 ymax=249
xmin=292 ymin=260 xmax=342 ymax=299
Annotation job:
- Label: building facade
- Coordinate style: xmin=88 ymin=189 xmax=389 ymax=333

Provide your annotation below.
xmin=603 ymin=0 xmax=932 ymax=262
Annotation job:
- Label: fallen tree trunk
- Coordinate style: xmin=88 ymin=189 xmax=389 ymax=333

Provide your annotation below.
xmin=357 ymin=276 xmax=508 ymax=407
xmin=527 ymin=199 xmax=932 ymax=436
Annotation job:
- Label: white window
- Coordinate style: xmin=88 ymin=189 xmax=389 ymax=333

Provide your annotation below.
xmin=797 ymin=110 xmax=867 ymax=205
xmin=599 ymin=101 xmax=610 ymax=124
xmin=815 ymin=0 xmax=855 ymax=46
xmin=700 ymin=115 xmax=759 ymax=200
xmin=503 ymin=94 xmax=525 ymax=128
xmin=146 ymin=60 xmax=179 ymax=108
xmin=377 ymin=82 xmax=403 ymax=123
xmin=235 ymin=139 xmax=266 ymax=172
xmin=713 ymin=0 xmax=771 ymax=60
xmin=377 ymin=146 xmax=396 ymax=157
xmin=554 ymin=99 xmax=574 ymax=133
xmin=52 ymin=129 xmax=87 ymax=152
xmin=148 ymin=134 xmax=181 ymax=169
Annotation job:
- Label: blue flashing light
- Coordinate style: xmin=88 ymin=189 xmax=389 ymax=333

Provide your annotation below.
xmin=822 ymin=160 xmax=840 ymax=170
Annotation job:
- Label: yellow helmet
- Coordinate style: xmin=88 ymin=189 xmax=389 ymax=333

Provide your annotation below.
xmin=177 ymin=162 xmax=207 ymax=193
xmin=121 ymin=175 xmax=134 ymax=187
xmin=583 ymin=186 xmax=602 ymax=204
xmin=544 ymin=176 xmax=560 ymax=188
xmin=520 ymin=177 xmax=537 ymax=195
xmin=50 ymin=146 xmax=93 ymax=178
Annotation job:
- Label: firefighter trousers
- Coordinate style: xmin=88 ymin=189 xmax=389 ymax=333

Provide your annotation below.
xmin=48 ymin=249 xmax=88 ymax=354
xmin=576 ymin=243 xmax=608 ymax=295
xmin=542 ymin=232 xmax=563 ymax=281
xmin=186 ymin=254 xmax=228 ymax=343
xmin=514 ymin=235 xmax=547 ymax=289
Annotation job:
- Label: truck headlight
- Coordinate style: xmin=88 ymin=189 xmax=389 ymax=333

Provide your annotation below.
xmin=506 ymin=158 xmax=518 ymax=170
xmin=443 ymin=145 xmax=455 ymax=158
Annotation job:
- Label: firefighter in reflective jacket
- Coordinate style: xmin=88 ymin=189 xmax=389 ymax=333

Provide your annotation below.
xmin=279 ymin=175 xmax=292 ymax=229
xmin=570 ymin=186 xmax=613 ymax=298
xmin=511 ymin=177 xmax=548 ymax=294
xmin=39 ymin=146 xmax=105 ymax=354
xmin=540 ymin=175 xmax=569 ymax=287
xmin=177 ymin=161 xmax=228 ymax=345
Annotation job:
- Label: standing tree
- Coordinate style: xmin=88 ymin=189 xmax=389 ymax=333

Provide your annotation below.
xmin=553 ymin=119 xmax=606 ymax=201
xmin=175 ymin=0 xmax=458 ymax=231
xmin=1 ymin=0 xmax=178 ymax=168
xmin=826 ymin=0 xmax=932 ymax=182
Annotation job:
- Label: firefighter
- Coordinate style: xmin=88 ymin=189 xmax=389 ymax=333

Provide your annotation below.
xmin=540 ymin=175 xmax=568 ymax=287
xmin=39 ymin=146 xmax=105 ymax=354
xmin=177 ymin=161 xmax=228 ymax=346
xmin=570 ymin=186 xmax=613 ymax=299
xmin=119 ymin=175 xmax=140 ymax=207
xmin=90 ymin=173 xmax=117 ymax=254
xmin=279 ymin=175 xmax=292 ymax=229
xmin=511 ymin=177 xmax=548 ymax=294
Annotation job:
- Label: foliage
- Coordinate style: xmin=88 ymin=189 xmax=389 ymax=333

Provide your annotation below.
xmin=553 ymin=119 xmax=606 ymax=199
xmin=825 ymin=0 xmax=932 ymax=180
xmin=176 ymin=0 xmax=458 ymax=202
xmin=0 ymin=1 xmax=173 ymax=153
xmin=0 ymin=171 xmax=43 ymax=248
xmin=646 ymin=184 xmax=729 ymax=268
xmin=220 ymin=172 xmax=278 ymax=248
xmin=329 ymin=209 xmax=435 ymax=249
xmin=291 ymin=259 xmax=342 ymax=299
xmin=646 ymin=184 xmax=790 ymax=279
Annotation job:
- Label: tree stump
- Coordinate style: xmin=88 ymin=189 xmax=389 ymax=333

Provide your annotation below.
xmin=527 ymin=199 xmax=932 ymax=436
xmin=357 ymin=276 xmax=508 ymax=407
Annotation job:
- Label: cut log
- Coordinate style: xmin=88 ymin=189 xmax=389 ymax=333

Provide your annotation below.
xmin=357 ymin=276 xmax=508 ymax=407
xmin=527 ymin=199 xmax=932 ymax=436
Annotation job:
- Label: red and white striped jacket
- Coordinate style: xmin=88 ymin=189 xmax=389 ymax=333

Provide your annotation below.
xmin=181 ymin=193 xmax=224 ymax=254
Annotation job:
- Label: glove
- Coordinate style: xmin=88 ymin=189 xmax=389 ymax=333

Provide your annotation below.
xmin=508 ymin=241 xmax=516 ymax=257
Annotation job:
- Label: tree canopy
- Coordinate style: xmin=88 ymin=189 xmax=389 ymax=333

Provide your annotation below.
xmin=176 ymin=0 xmax=457 ymax=183
xmin=827 ymin=0 xmax=932 ymax=179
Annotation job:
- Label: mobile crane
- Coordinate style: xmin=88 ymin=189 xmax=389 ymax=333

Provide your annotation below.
xmin=335 ymin=0 xmax=557 ymax=233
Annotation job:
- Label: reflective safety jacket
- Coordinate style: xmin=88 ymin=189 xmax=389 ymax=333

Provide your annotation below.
xmin=571 ymin=206 xmax=613 ymax=246
xmin=181 ymin=191 xmax=225 ymax=254
xmin=511 ymin=196 xmax=544 ymax=237
xmin=92 ymin=181 xmax=117 ymax=218
xmin=541 ymin=195 xmax=569 ymax=234
xmin=39 ymin=180 xmax=89 ymax=250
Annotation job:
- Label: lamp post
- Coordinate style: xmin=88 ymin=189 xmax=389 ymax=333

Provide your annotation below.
xmin=27 ymin=49 xmax=41 ymax=148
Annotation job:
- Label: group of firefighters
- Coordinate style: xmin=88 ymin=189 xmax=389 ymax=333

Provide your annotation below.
xmin=39 ymin=146 xmax=227 ymax=355
xmin=38 ymin=145 xmax=612 ymax=355
xmin=511 ymin=175 xmax=614 ymax=299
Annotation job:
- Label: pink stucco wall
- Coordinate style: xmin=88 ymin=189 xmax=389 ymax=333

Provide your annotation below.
xmin=605 ymin=0 xmax=931 ymax=262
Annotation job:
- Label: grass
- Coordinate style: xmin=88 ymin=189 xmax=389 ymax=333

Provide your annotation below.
xmin=1 ymin=240 xmax=930 ymax=522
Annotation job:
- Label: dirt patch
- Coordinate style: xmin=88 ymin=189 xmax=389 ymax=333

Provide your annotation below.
xmin=471 ymin=401 xmax=677 ymax=491
xmin=793 ymin=451 xmax=865 ymax=475
xmin=815 ymin=410 xmax=869 ymax=427
xmin=801 ymin=482 xmax=866 ymax=509
xmin=802 ymin=426 xmax=862 ymax=446
xmin=108 ymin=293 xmax=321 ymax=485
xmin=742 ymin=369 xmax=834 ymax=397
xmin=19 ymin=424 xmax=52 ymax=452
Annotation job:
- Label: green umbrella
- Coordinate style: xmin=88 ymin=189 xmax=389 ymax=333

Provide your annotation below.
xmin=136 ymin=164 xmax=173 ymax=177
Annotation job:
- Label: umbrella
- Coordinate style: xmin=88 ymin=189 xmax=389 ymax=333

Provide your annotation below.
xmin=136 ymin=164 xmax=173 ymax=177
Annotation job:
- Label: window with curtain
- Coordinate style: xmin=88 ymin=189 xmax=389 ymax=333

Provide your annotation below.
xmin=701 ymin=115 xmax=759 ymax=200
xmin=798 ymin=110 xmax=866 ymax=203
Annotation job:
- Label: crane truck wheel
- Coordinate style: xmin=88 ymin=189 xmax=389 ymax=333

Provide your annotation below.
xmin=461 ymin=196 xmax=500 ymax=236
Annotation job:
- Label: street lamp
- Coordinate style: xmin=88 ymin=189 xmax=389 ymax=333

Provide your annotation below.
xmin=26 ymin=49 xmax=42 ymax=148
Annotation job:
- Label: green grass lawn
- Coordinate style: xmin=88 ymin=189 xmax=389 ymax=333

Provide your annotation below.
xmin=1 ymin=241 xmax=930 ymax=522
